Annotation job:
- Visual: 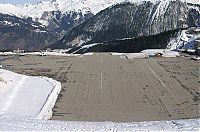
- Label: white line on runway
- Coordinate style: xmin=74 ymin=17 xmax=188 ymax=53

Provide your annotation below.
xmin=146 ymin=64 xmax=186 ymax=115
xmin=146 ymin=64 xmax=167 ymax=88
xmin=101 ymin=56 xmax=103 ymax=91
xmin=99 ymin=56 xmax=103 ymax=104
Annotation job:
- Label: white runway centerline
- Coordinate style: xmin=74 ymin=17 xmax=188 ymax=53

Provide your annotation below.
xmin=100 ymin=56 xmax=103 ymax=104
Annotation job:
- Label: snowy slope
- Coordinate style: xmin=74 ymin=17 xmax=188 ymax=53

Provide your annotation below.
xmin=0 ymin=69 xmax=61 ymax=119
xmin=0 ymin=0 xmax=199 ymax=22
xmin=0 ymin=0 xmax=125 ymax=23
xmin=0 ymin=3 xmax=24 ymax=17
xmin=167 ymin=27 xmax=200 ymax=52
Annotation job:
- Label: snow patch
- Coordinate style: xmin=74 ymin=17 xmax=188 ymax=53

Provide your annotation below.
xmin=35 ymin=29 xmax=47 ymax=33
xmin=167 ymin=28 xmax=200 ymax=52
xmin=0 ymin=69 xmax=61 ymax=120
xmin=110 ymin=52 xmax=125 ymax=56
xmin=151 ymin=0 xmax=170 ymax=24
xmin=83 ymin=52 xmax=94 ymax=55
xmin=0 ymin=51 xmax=80 ymax=57
xmin=71 ymin=43 xmax=100 ymax=54
xmin=111 ymin=49 xmax=180 ymax=58
xmin=141 ymin=49 xmax=180 ymax=57
xmin=82 ymin=43 xmax=99 ymax=49
xmin=36 ymin=77 xmax=61 ymax=120
xmin=0 ymin=117 xmax=199 ymax=131
xmin=124 ymin=53 xmax=149 ymax=59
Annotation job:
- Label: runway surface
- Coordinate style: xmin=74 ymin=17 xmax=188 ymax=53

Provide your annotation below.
xmin=0 ymin=53 xmax=199 ymax=122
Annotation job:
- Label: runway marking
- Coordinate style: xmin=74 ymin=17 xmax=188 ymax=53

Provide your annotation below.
xmin=100 ymin=56 xmax=103 ymax=91
xmin=101 ymin=72 xmax=103 ymax=90
xmin=100 ymin=56 xmax=103 ymax=104
xmin=146 ymin=64 xmax=187 ymax=116
xmin=146 ymin=64 xmax=167 ymax=88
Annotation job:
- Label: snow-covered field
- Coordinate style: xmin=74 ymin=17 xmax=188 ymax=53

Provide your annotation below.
xmin=124 ymin=53 xmax=149 ymax=59
xmin=0 ymin=51 xmax=80 ymax=57
xmin=110 ymin=50 xmax=180 ymax=58
xmin=141 ymin=49 xmax=180 ymax=57
xmin=0 ymin=69 xmax=61 ymax=119
xmin=0 ymin=117 xmax=199 ymax=131
xmin=0 ymin=49 xmax=181 ymax=58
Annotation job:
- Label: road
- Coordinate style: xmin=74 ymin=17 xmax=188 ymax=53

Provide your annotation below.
xmin=0 ymin=53 xmax=199 ymax=122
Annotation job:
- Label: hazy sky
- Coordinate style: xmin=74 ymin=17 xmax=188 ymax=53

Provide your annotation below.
xmin=0 ymin=0 xmax=48 ymax=5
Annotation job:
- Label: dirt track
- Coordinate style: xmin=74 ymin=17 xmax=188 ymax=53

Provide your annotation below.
xmin=0 ymin=53 xmax=199 ymax=122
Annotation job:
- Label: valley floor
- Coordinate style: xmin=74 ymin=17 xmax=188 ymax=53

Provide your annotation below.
xmin=0 ymin=53 xmax=199 ymax=122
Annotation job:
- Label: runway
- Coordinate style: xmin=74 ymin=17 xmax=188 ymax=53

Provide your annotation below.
xmin=0 ymin=53 xmax=199 ymax=122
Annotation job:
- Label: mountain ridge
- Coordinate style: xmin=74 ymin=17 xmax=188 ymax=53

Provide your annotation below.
xmin=48 ymin=0 xmax=199 ymax=53
xmin=0 ymin=0 xmax=199 ymax=37
xmin=0 ymin=0 xmax=199 ymax=25
xmin=0 ymin=0 xmax=199 ymax=52
xmin=0 ymin=13 xmax=57 ymax=51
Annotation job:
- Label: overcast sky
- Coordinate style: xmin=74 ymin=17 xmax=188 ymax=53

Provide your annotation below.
xmin=0 ymin=0 xmax=48 ymax=5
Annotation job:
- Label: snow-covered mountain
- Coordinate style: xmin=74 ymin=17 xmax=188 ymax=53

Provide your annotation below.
xmin=0 ymin=1 xmax=111 ymax=37
xmin=0 ymin=0 xmax=199 ymax=34
xmin=0 ymin=0 xmax=199 ymax=51
xmin=0 ymin=0 xmax=128 ymax=27
xmin=0 ymin=13 xmax=58 ymax=51
xmin=47 ymin=0 xmax=199 ymax=53
xmin=167 ymin=27 xmax=200 ymax=52
xmin=0 ymin=0 xmax=199 ymax=25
